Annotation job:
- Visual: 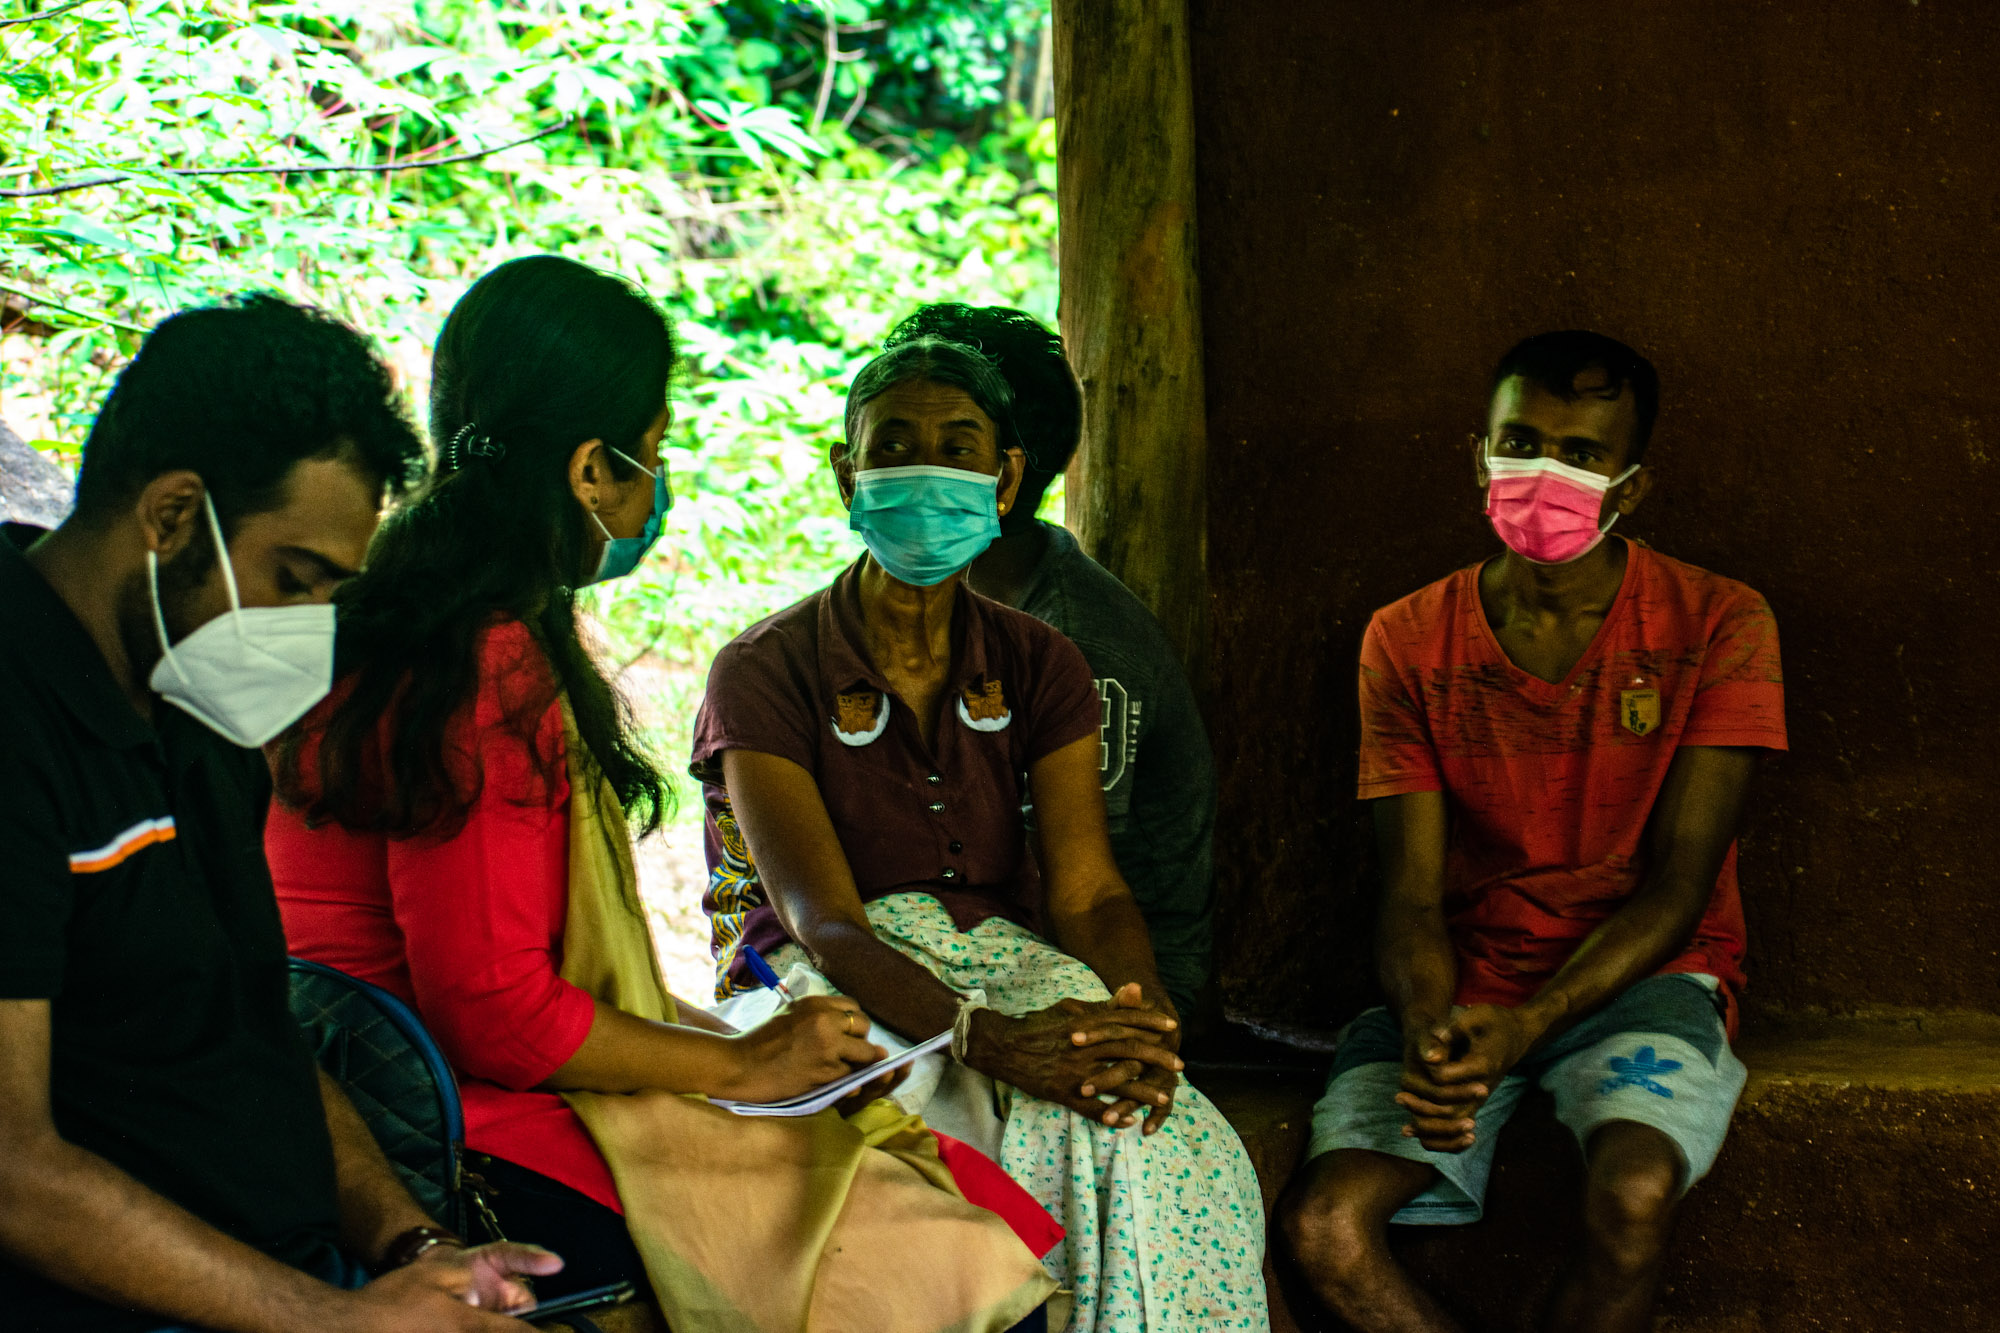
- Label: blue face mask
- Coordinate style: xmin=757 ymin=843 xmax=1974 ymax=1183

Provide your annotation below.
xmin=587 ymin=447 xmax=670 ymax=585
xmin=847 ymin=464 xmax=1002 ymax=587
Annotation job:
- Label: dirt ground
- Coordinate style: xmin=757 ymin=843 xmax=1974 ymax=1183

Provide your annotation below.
xmin=617 ymin=652 xmax=728 ymax=1004
xmin=632 ymin=820 xmax=719 ymax=1004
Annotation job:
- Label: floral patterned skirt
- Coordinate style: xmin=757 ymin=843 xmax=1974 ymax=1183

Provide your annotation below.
xmin=766 ymin=893 xmax=1270 ymax=1333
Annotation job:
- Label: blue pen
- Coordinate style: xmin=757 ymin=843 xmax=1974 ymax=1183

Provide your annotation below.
xmin=739 ymin=943 xmax=795 ymax=1003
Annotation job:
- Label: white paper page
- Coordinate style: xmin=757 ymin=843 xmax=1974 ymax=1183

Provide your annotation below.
xmin=709 ymin=1030 xmax=953 ymax=1118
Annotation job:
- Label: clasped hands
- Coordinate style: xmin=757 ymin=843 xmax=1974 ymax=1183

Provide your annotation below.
xmin=970 ymin=982 xmax=1184 ymax=1135
xmin=1395 ymin=1004 xmax=1538 ymax=1154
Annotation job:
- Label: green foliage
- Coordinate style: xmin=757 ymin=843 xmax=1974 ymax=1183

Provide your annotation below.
xmin=2 ymin=0 xmax=1058 ymax=812
xmin=723 ymin=0 xmax=1052 ymax=126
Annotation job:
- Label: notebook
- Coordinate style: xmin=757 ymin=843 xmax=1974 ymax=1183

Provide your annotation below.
xmin=709 ymin=1029 xmax=953 ymax=1117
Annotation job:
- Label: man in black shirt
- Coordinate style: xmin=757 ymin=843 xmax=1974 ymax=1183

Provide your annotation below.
xmin=885 ymin=305 xmax=1220 ymax=1026
xmin=0 ymin=297 xmax=559 ymax=1332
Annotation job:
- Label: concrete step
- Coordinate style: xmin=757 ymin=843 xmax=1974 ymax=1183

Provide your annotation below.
xmin=1197 ymin=1013 xmax=2000 ymax=1332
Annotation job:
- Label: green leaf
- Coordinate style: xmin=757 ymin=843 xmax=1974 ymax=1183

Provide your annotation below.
xmin=47 ymin=214 xmax=134 ymax=251
xmin=0 ymin=67 xmax=53 ymax=99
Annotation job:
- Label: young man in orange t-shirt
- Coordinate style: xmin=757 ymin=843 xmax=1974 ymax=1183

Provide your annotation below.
xmin=1278 ymin=331 xmax=1787 ymax=1333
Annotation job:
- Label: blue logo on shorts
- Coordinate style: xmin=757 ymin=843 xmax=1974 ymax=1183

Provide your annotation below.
xmin=1600 ymin=1046 xmax=1682 ymax=1098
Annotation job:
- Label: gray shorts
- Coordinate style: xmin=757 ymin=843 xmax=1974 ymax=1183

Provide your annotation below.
xmin=1304 ymin=974 xmax=1747 ymax=1225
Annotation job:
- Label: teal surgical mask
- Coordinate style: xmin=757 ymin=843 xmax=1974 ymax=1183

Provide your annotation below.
xmin=587 ymin=447 xmax=670 ymax=585
xmin=847 ymin=464 xmax=1001 ymax=587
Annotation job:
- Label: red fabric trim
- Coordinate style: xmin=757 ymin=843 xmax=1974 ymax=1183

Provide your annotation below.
xmin=933 ymin=1132 xmax=1064 ymax=1258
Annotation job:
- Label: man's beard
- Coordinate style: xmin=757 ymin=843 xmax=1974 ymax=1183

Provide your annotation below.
xmin=114 ymin=540 xmax=215 ymax=693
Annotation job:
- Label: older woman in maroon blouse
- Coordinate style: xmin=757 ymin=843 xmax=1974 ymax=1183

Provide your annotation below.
xmin=690 ymin=338 xmax=1269 ymax=1333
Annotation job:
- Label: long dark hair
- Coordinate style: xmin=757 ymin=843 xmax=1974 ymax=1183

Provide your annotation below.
xmin=277 ymin=255 xmax=674 ymax=837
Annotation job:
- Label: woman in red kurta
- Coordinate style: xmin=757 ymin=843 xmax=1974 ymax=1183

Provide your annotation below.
xmin=273 ymin=618 xmax=628 ymax=1218
xmin=267 ymin=257 xmax=1060 ymax=1328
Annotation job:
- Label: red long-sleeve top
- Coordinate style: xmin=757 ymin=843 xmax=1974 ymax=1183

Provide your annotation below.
xmin=267 ymin=622 xmax=620 ymax=1210
xmin=268 ymin=621 xmax=1064 ymax=1255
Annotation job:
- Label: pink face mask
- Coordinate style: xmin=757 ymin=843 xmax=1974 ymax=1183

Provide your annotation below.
xmin=1484 ymin=455 xmax=1640 ymax=565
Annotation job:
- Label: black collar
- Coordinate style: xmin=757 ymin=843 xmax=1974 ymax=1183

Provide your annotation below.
xmin=1 ymin=533 xmax=156 ymax=751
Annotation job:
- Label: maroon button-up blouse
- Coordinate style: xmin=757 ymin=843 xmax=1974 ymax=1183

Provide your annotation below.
xmin=690 ymin=560 xmax=1099 ymax=997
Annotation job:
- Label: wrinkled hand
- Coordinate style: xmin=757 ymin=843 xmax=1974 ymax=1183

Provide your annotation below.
xmin=332 ymin=1240 xmax=561 ymax=1331
xmin=969 ymin=984 xmax=1183 ymax=1131
xmin=1394 ymin=1005 xmax=1533 ymax=1153
xmin=724 ymin=996 xmax=886 ymax=1103
xmin=1065 ymin=983 xmax=1184 ymax=1136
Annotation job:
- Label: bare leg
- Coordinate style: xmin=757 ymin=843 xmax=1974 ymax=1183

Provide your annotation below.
xmin=1277 ymin=1149 xmax=1463 ymax=1333
xmin=1545 ymin=1121 xmax=1684 ymax=1333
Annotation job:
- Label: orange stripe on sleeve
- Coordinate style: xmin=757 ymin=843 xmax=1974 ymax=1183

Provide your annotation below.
xmin=68 ymin=818 xmax=178 ymax=874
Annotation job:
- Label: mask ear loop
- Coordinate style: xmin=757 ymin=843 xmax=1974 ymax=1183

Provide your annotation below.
xmin=1598 ymin=464 xmax=1643 ymax=535
xmin=608 ymin=445 xmax=661 ymax=480
xmin=147 ymin=488 xmax=241 ymax=684
xmin=594 ymin=447 xmax=667 ymax=544
xmin=199 ymin=491 xmax=248 ymax=638
xmin=147 ymin=549 xmax=191 ymax=687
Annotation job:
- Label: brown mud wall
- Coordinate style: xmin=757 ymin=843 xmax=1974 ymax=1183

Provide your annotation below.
xmin=1188 ymin=0 xmax=2000 ymax=1028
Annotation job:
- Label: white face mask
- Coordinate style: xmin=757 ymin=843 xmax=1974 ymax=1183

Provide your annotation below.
xmin=147 ymin=492 xmax=336 ymax=747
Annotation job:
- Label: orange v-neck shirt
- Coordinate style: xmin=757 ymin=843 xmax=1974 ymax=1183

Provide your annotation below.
xmin=1357 ymin=542 xmax=1787 ymax=1031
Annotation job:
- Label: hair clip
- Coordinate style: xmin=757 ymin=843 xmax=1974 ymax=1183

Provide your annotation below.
xmin=444 ymin=423 xmax=506 ymax=469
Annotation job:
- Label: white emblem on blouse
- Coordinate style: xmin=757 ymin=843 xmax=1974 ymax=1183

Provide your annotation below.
xmin=831 ymin=691 xmax=891 ymax=746
xmin=956 ymin=689 xmax=1012 ymax=733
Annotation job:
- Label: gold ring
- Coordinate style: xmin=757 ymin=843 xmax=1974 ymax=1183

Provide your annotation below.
xmin=844 ymin=1010 xmax=858 ymax=1035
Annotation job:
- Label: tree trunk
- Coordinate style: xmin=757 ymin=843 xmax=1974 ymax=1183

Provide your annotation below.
xmin=1052 ymin=0 xmax=1209 ymax=691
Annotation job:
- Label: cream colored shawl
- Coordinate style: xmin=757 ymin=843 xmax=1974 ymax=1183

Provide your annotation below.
xmin=553 ymin=700 xmax=1054 ymax=1333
